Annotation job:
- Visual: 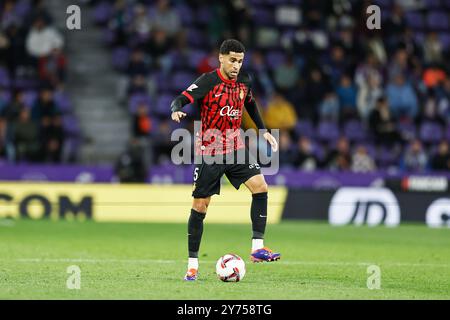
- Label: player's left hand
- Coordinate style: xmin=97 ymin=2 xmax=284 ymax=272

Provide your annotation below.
xmin=263 ymin=132 xmax=278 ymax=152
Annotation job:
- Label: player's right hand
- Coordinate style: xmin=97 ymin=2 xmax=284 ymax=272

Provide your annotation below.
xmin=171 ymin=111 xmax=186 ymax=123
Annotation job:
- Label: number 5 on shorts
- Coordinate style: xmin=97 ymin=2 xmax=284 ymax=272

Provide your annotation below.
xmin=193 ymin=167 xmax=199 ymax=181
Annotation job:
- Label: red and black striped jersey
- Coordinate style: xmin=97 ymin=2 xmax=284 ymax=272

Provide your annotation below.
xmin=181 ymin=69 xmax=256 ymax=156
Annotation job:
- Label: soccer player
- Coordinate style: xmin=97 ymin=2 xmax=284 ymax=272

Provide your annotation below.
xmin=170 ymin=39 xmax=281 ymax=281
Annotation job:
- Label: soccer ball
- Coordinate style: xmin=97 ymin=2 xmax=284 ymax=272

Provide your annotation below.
xmin=216 ymin=254 xmax=246 ymax=282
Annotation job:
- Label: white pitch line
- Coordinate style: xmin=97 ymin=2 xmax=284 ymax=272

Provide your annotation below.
xmin=12 ymin=258 xmax=450 ymax=268
xmin=0 ymin=220 xmax=15 ymax=227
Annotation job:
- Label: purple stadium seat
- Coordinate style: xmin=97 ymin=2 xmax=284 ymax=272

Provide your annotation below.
xmin=155 ymin=94 xmax=174 ymax=117
xmin=439 ymin=33 xmax=450 ymax=49
xmin=294 ymin=119 xmax=314 ymax=138
xmin=251 ymin=8 xmax=275 ymax=26
xmin=129 ymin=93 xmax=152 ymax=114
xmin=265 ymin=50 xmax=286 ymax=69
xmin=424 ymin=0 xmax=442 ymax=8
xmin=54 ymin=91 xmax=72 ymax=113
xmin=419 ymin=121 xmax=444 ymax=143
xmin=63 ymin=115 xmax=81 ymax=137
xmin=317 ymin=121 xmax=340 ymax=143
xmin=373 ymin=0 xmax=392 ymax=8
xmin=343 ymin=120 xmax=367 ymax=142
xmin=102 ymin=28 xmax=116 ymax=46
xmin=377 ymin=146 xmax=398 ymax=167
xmin=427 ymin=12 xmax=449 ymax=30
xmin=13 ymin=77 xmax=38 ymax=90
xmin=14 ymin=0 xmax=32 ymax=18
xmin=186 ymin=28 xmax=208 ymax=48
xmin=398 ymin=121 xmax=417 ymax=140
xmin=22 ymin=90 xmax=37 ymax=108
xmin=196 ymin=6 xmax=212 ymax=25
xmin=0 ymin=67 xmax=10 ymax=88
xmin=171 ymin=72 xmax=195 ymax=92
xmin=0 ymin=90 xmax=11 ymax=105
xmin=176 ymin=4 xmax=194 ymax=25
xmin=445 ymin=126 xmax=450 ymax=140
xmin=188 ymin=49 xmax=207 ymax=69
xmin=405 ymin=12 xmax=425 ymax=30
xmin=92 ymin=1 xmax=113 ymax=25
xmin=312 ymin=142 xmax=326 ymax=162
xmin=247 ymin=0 xmax=265 ymax=5
xmin=111 ymin=47 xmax=130 ymax=71
xmin=413 ymin=32 xmax=425 ymax=44
xmin=154 ymin=71 xmax=171 ymax=93
xmin=63 ymin=136 xmax=81 ymax=160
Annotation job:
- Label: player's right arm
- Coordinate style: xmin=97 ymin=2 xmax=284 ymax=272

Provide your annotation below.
xmin=170 ymin=73 xmax=211 ymax=123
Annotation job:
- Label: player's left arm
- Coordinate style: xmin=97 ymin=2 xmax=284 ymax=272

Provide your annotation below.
xmin=244 ymin=89 xmax=278 ymax=152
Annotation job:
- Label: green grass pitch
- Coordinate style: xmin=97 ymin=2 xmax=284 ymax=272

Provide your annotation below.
xmin=0 ymin=219 xmax=449 ymax=299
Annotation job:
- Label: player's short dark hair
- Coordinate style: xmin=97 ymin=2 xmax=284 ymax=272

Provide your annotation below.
xmin=219 ymin=39 xmax=246 ymax=55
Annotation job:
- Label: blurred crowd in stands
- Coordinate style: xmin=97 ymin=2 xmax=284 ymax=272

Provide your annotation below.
xmin=95 ymin=0 xmax=450 ymax=174
xmin=0 ymin=0 xmax=79 ymax=164
xmin=2 ymin=0 xmax=450 ymax=176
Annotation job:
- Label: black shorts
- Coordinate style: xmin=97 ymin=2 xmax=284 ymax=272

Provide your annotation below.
xmin=192 ymin=148 xmax=261 ymax=198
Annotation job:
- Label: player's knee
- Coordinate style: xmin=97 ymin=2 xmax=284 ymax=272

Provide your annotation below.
xmin=254 ymin=181 xmax=268 ymax=194
xmin=192 ymin=199 xmax=209 ymax=213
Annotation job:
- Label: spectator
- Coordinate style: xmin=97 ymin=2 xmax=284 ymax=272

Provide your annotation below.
xmin=3 ymin=23 xmax=29 ymax=79
xmin=41 ymin=114 xmax=65 ymax=163
xmin=357 ymin=70 xmax=383 ymax=122
xmin=336 ymin=74 xmax=357 ymax=121
xmin=132 ymin=103 xmax=153 ymax=165
xmin=131 ymin=4 xmax=152 ymax=40
xmin=127 ymin=49 xmax=151 ymax=77
xmin=273 ymin=54 xmax=299 ymax=94
xmin=322 ymin=44 xmax=350 ymax=85
xmin=422 ymin=66 xmax=446 ymax=90
xmin=323 ymin=136 xmax=351 ymax=171
xmin=386 ymin=73 xmax=419 ymax=121
xmin=38 ymin=47 xmax=67 ymax=87
xmin=0 ymin=91 xmax=27 ymax=161
xmin=133 ymin=103 xmax=152 ymax=138
xmin=26 ymin=16 xmax=63 ymax=58
xmin=366 ymin=32 xmax=387 ymax=66
xmin=351 ymin=145 xmax=376 ymax=173
xmin=431 ymin=140 xmax=450 ymax=171
xmin=12 ymin=108 xmax=40 ymax=162
xmin=146 ymin=29 xmax=171 ymax=70
xmin=108 ymin=0 xmax=129 ymax=46
xmin=263 ymin=92 xmax=297 ymax=131
xmin=387 ymin=48 xmax=411 ymax=83
xmin=384 ymin=4 xmax=407 ymax=41
xmin=436 ymin=77 xmax=450 ymax=123
xmin=417 ymin=95 xmax=446 ymax=129
xmin=115 ymin=138 xmax=148 ymax=183
xmin=31 ymin=88 xmax=58 ymax=126
xmin=247 ymin=50 xmax=274 ymax=98
xmin=126 ymin=75 xmax=148 ymax=97
xmin=301 ymin=67 xmax=331 ymax=121
xmin=423 ymin=32 xmax=443 ymax=65
xmin=369 ymin=97 xmax=402 ymax=147
xmin=149 ymin=0 xmax=181 ymax=37
xmin=197 ymin=48 xmax=220 ymax=75
xmin=402 ymin=139 xmax=428 ymax=172
xmin=278 ymin=130 xmax=296 ymax=168
xmin=152 ymin=119 xmax=175 ymax=164
xmin=354 ymin=53 xmax=383 ymax=90
xmin=319 ymin=91 xmax=339 ymax=122
xmin=293 ymin=136 xmax=317 ymax=171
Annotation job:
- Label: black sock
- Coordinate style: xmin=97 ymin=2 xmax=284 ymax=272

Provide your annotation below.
xmin=188 ymin=209 xmax=206 ymax=258
xmin=251 ymin=192 xmax=268 ymax=239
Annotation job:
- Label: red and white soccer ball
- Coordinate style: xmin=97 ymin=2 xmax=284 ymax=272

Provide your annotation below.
xmin=216 ymin=254 xmax=246 ymax=282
